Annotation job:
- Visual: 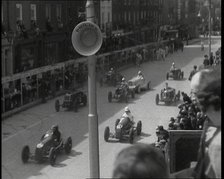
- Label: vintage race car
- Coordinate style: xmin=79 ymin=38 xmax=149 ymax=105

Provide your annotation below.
xmin=100 ymin=70 xmax=123 ymax=87
xmin=166 ymin=69 xmax=184 ymax=80
xmin=108 ymin=84 xmax=135 ymax=103
xmin=21 ymin=129 xmax=72 ymax=166
xmin=55 ymin=90 xmax=87 ymax=112
xmin=128 ymin=75 xmax=151 ymax=93
xmin=104 ymin=117 xmax=142 ymax=144
xmin=156 ymin=87 xmax=180 ymax=105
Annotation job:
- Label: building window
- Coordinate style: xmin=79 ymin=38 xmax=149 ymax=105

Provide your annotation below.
xmin=16 ymin=4 xmax=23 ymax=20
xmin=30 ymin=4 xmax=36 ymax=20
xmin=56 ymin=4 xmax=62 ymax=19
xmin=46 ymin=4 xmax=51 ymax=20
xmin=124 ymin=11 xmax=127 ymax=22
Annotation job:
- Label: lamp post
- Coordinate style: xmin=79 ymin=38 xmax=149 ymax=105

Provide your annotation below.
xmin=86 ymin=0 xmax=100 ymax=178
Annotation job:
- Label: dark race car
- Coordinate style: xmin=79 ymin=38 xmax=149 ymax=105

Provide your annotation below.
xmin=156 ymin=87 xmax=180 ymax=105
xmin=55 ymin=90 xmax=87 ymax=112
xmin=100 ymin=70 xmax=123 ymax=87
xmin=21 ymin=129 xmax=72 ymax=166
xmin=166 ymin=68 xmax=184 ymax=80
xmin=108 ymin=84 xmax=135 ymax=103
xmin=104 ymin=117 xmax=142 ymax=144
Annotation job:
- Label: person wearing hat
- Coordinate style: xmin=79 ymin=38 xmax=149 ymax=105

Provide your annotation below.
xmin=188 ymin=65 xmax=198 ymax=81
xmin=156 ymin=125 xmax=169 ymax=142
xmin=203 ymin=55 xmax=209 ymax=67
xmin=121 ymin=106 xmax=134 ymax=122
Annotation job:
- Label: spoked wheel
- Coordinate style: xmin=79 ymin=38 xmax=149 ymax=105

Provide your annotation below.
xmin=136 ymin=121 xmax=142 ymax=136
xmin=129 ymin=128 xmax=134 ymax=144
xmin=64 ymin=137 xmax=72 ymax=154
xmin=115 ymin=119 xmax=120 ymax=131
xmin=108 ymin=91 xmax=112 ymax=103
xmin=55 ymin=100 xmax=60 ymax=112
xmin=21 ymin=145 xmax=30 ymax=163
xmin=166 ymin=73 xmax=169 ymax=80
xmin=104 ymin=127 xmax=110 ymax=142
xmin=49 ymin=147 xmax=57 ymax=166
xmin=147 ymin=82 xmax=150 ymax=90
xmin=156 ymin=94 xmax=159 ymax=105
xmin=73 ymin=100 xmax=78 ymax=112
xmin=181 ymin=71 xmax=184 ymax=79
xmin=131 ymin=91 xmax=135 ymax=99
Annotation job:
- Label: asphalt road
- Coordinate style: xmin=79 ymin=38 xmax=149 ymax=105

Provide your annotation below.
xmin=2 ymin=37 xmax=221 ymax=179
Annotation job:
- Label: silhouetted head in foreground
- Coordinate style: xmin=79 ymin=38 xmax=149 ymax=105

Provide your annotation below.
xmin=112 ymin=144 xmax=169 ymax=178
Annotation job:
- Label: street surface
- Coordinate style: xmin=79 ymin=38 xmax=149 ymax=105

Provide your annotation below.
xmin=2 ymin=37 xmax=221 ymax=179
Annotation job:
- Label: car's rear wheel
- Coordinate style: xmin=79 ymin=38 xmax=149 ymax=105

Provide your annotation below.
xmin=83 ymin=95 xmax=87 ymax=106
xmin=137 ymin=86 xmax=141 ymax=93
xmin=177 ymin=90 xmax=180 ymax=100
xmin=64 ymin=137 xmax=72 ymax=154
xmin=73 ymin=100 xmax=78 ymax=112
xmin=181 ymin=71 xmax=184 ymax=79
xmin=108 ymin=91 xmax=112 ymax=103
xmin=147 ymin=82 xmax=150 ymax=90
xmin=21 ymin=145 xmax=30 ymax=163
xmin=136 ymin=121 xmax=142 ymax=136
xmin=131 ymin=91 xmax=135 ymax=98
xmin=55 ymin=100 xmax=60 ymax=112
xmin=115 ymin=119 xmax=120 ymax=131
xmin=129 ymin=128 xmax=134 ymax=144
xmin=49 ymin=147 xmax=57 ymax=166
xmin=166 ymin=73 xmax=169 ymax=80
xmin=104 ymin=127 xmax=110 ymax=142
xmin=156 ymin=94 xmax=159 ymax=105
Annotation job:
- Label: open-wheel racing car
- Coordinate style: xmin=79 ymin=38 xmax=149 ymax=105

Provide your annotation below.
xmin=166 ymin=68 xmax=184 ymax=80
xmin=104 ymin=117 xmax=142 ymax=144
xmin=100 ymin=70 xmax=123 ymax=87
xmin=128 ymin=75 xmax=151 ymax=93
xmin=108 ymin=84 xmax=135 ymax=103
xmin=155 ymin=87 xmax=180 ymax=105
xmin=21 ymin=129 xmax=72 ymax=166
xmin=55 ymin=90 xmax=87 ymax=112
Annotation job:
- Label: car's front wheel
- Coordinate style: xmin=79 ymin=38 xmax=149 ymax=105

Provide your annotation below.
xmin=49 ymin=147 xmax=57 ymax=166
xmin=21 ymin=145 xmax=30 ymax=163
xmin=104 ymin=127 xmax=110 ymax=142
xmin=64 ymin=137 xmax=72 ymax=154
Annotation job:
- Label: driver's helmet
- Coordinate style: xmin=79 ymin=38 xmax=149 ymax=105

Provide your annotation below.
xmin=51 ymin=125 xmax=59 ymax=132
xmin=172 ymin=62 xmax=175 ymax=66
xmin=124 ymin=106 xmax=130 ymax=113
xmin=122 ymin=77 xmax=125 ymax=82
xmin=138 ymin=71 xmax=142 ymax=75
xmin=110 ymin=68 xmax=114 ymax=71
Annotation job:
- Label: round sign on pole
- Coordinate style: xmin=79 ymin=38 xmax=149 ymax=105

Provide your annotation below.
xmin=71 ymin=21 xmax=103 ymax=56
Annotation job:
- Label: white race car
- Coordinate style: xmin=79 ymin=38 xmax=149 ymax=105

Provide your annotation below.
xmin=128 ymin=75 xmax=151 ymax=93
